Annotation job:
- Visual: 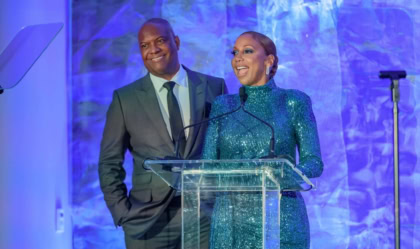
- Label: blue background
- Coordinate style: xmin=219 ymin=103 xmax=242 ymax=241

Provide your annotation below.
xmin=69 ymin=0 xmax=420 ymax=248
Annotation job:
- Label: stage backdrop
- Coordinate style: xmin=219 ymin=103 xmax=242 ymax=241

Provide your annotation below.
xmin=72 ymin=0 xmax=420 ymax=248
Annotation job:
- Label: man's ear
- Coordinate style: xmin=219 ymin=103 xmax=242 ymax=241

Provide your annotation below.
xmin=175 ymin=36 xmax=180 ymax=50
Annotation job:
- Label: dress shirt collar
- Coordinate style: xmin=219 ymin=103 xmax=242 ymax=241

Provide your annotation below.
xmin=149 ymin=65 xmax=188 ymax=92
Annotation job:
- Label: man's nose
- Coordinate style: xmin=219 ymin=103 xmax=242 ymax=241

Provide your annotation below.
xmin=150 ymin=43 xmax=161 ymax=53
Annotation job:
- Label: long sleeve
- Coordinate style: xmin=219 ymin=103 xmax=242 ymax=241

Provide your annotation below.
xmin=98 ymin=90 xmax=130 ymax=226
xmin=289 ymin=90 xmax=324 ymax=178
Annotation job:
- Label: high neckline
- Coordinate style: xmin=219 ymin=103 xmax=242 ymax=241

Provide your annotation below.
xmin=243 ymin=79 xmax=276 ymax=96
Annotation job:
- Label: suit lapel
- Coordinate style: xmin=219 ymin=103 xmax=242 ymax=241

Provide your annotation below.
xmin=184 ymin=67 xmax=206 ymax=157
xmin=135 ymin=75 xmax=175 ymax=152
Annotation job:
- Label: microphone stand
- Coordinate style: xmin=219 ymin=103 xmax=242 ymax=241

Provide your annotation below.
xmin=174 ymin=104 xmax=243 ymax=159
xmin=173 ymin=86 xmax=276 ymax=159
xmin=240 ymin=108 xmax=275 ymax=158
xmin=239 ymin=87 xmax=276 ymax=158
xmin=379 ymin=70 xmax=406 ymax=249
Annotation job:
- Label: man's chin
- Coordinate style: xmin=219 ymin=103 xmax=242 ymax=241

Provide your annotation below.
xmin=149 ymin=67 xmax=168 ymax=76
xmin=146 ymin=62 xmax=180 ymax=79
xmin=150 ymin=70 xmax=177 ymax=80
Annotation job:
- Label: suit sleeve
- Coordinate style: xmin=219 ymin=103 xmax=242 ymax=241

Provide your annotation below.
xmin=98 ymin=90 xmax=131 ymax=226
xmin=292 ymin=92 xmax=323 ymax=178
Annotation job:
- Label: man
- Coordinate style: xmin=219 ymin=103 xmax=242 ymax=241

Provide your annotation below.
xmin=98 ymin=18 xmax=227 ymax=249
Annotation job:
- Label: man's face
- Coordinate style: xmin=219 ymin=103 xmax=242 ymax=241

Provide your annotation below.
xmin=138 ymin=23 xmax=180 ymax=80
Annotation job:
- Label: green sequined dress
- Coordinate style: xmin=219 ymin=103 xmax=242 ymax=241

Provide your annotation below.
xmin=201 ymin=80 xmax=323 ymax=249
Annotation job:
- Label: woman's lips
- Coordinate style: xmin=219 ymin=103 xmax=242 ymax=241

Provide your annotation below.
xmin=236 ymin=66 xmax=249 ymax=77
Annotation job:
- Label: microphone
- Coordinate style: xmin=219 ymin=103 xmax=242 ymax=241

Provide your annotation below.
xmin=174 ymin=97 xmax=243 ymax=159
xmin=239 ymin=86 xmax=248 ymax=105
xmin=379 ymin=70 xmax=407 ymax=103
xmin=239 ymin=86 xmax=276 ymax=158
xmin=379 ymin=70 xmax=406 ymax=80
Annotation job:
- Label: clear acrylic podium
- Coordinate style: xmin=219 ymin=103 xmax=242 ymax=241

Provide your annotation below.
xmin=144 ymin=158 xmax=315 ymax=249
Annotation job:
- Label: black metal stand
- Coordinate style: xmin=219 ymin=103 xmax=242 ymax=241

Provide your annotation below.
xmin=379 ymin=70 xmax=406 ymax=249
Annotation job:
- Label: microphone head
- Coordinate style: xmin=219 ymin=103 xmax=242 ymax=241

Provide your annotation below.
xmin=239 ymin=86 xmax=248 ymax=105
xmin=379 ymin=70 xmax=407 ymax=80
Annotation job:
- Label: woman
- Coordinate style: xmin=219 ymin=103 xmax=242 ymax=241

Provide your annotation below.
xmin=201 ymin=31 xmax=324 ymax=249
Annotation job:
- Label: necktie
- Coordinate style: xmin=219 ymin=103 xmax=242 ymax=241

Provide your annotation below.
xmin=163 ymin=81 xmax=186 ymax=155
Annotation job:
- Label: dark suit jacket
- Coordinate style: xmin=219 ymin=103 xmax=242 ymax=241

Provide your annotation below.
xmin=99 ymin=66 xmax=227 ymax=239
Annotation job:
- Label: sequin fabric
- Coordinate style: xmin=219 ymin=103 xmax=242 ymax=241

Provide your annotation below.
xmin=201 ymin=80 xmax=323 ymax=249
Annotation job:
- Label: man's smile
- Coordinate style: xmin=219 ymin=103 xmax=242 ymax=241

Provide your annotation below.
xmin=151 ymin=55 xmax=164 ymax=62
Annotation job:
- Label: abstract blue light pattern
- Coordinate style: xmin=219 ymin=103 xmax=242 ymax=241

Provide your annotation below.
xmin=72 ymin=0 xmax=420 ymax=248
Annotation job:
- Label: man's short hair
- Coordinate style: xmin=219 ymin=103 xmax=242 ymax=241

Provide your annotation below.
xmin=142 ymin=18 xmax=176 ymax=37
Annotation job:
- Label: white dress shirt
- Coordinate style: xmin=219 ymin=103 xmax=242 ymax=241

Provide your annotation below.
xmin=150 ymin=66 xmax=191 ymax=140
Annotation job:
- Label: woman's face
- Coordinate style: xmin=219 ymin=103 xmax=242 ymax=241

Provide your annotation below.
xmin=231 ymin=34 xmax=273 ymax=86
